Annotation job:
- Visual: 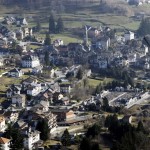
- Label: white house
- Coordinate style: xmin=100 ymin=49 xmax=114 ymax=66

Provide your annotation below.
xmin=0 ymin=57 xmax=4 ymax=66
xmin=11 ymin=94 xmax=26 ymax=108
xmin=0 ymin=137 xmax=11 ymax=150
xmin=4 ymin=111 xmax=19 ymax=123
xmin=8 ymin=68 xmax=23 ymax=78
xmin=27 ymin=85 xmax=41 ymax=96
xmin=0 ymin=116 xmax=6 ymax=132
xmin=22 ymin=55 xmax=40 ymax=68
xmin=124 ymin=31 xmax=134 ymax=41
xmin=23 ymin=128 xmax=41 ymax=150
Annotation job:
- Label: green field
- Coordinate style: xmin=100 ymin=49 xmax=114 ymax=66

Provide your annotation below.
xmin=88 ymin=78 xmax=113 ymax=87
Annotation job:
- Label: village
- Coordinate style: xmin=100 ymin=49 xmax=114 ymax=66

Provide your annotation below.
xmin=0 ymin=9 xmax=150 ymax=150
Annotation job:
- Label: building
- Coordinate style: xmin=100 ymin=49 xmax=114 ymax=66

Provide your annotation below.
xmin=124 ymin=31 xmax=134 ymax=41
xmin=11 ymin=94 xmax=26 ymax=108
xmin=0 ymin=116 xmax=6 ymax=132
xmin=60 ymin=84 xmax=71 ymax=93
xmin=27 ymin=85 xmax=41 ymax=96
xmin=0 ymin=57 xmax=4 ymax=66
xmin=0 ymin=137 xmax=11 ymax=150
xmin=50 ymin=109 xmax=76 ymax=122
xmin=8 ymin=68 xmax=23 ymax=77
xmin=22 ymin=55 xmax=40 ymax=68
xmin=23 ymin=128 xmax=42 ymax=150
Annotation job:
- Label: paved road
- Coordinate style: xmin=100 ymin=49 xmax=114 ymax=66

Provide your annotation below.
xmin=109 ymin=92 xmax=126 ymax=105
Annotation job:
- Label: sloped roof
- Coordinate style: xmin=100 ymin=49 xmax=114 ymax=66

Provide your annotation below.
xmin=0 ymin=137 xmax=10 ymax=144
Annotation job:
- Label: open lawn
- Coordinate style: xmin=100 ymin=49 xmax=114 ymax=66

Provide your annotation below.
xmin=0 ymin=75 xmax=29 ymax=93
xmin=88 ymin=78 xmax=113 ymax=87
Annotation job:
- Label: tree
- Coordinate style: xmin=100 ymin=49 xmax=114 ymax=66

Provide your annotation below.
xmin=102 ymin=97 xmax=110 ymax=111
xmin=44 ymin=50 xmax=50 ymax=66
xmin=49 ymin=14 xmax=55 ymax=33
xmin=36 ymin=119 xmax=49 ymax=141
xmin=56 ymin=17 xmax=64 ymax=33
xmin=44 ymin=33 xmax=51 ymax=45
xmin=36 ymin=20 xmax=41 ymax=32
xmin=91 ymin=142 xmax=101 ymax=150
xmin=61 ymin=129 xmax=71 ymax=146
xmin=76 ymin=68 xmax=83 ymax=80
xmin=138 ymin=17 xmax=150 ymax=36
xmin=86 ymin=124 xmax=101 ymax=138
xmin=4 ymin=124 xmax=23 ymax=149
xmin=11 ymin=40 xmax=17 ymax=50
xmin=80 ymin=137 xmax=91 ymax=150
xmin=137 ymin=121 xmax=146 ymax=133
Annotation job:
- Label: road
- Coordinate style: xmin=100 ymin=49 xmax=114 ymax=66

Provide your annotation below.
xmin=126 ymin=92 xmax=150 ymax=109
xmin=109 ymin=92 xmax=126 ymax=105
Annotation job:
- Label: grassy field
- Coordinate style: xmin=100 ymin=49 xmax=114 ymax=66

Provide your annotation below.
xmin=88 ymin=78 xmax=113 ymax=87
xmin=0 ymin=75 xmax=29 ymax=93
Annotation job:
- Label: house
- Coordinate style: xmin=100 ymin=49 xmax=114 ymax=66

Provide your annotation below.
xmin=53 ymin=39 xmax=63 ymax=47
xmin=0 ymin=116 xmax=6 ymax=132
xmin=50 ymin=109 xmax=76 ymax=122
xmin=11 ymin=94 xmax=26 ymax=108
xmin=42 ymin=67 xmax=55 ymax=78
xmin=8 ymin=68 xmax=23 ymax=77
xmin=6 ymin=84 xmax=22 ymax=98
xmin=16 ymin=41 xmax=27 ymax=52
xmin=124 ymin=31 xmax=134 ymax=41
xmin=0 ymin=37 xmax=8 ymax=48
xmin=96 ymin=36 xmax=110 ymax=50
xmin=22 ymin=27 xmax=33 ymax=37
xmin=7 ymin=31 xmax=16 ymax=40
xmin=3 ymin=111 xmax=19 ymax=123
xmin=16 ymin=18 xmax=28 ymax=26
xmin=16 ymin=29 xmax=24 ymax=40
xmin=23 ymin=127 xmax=42 ymax=150
xmin=22 ymin=55 xmax=40 ymax=68
xmin=0 ymin=137 xmax=11 ymax=150
xmin=32 ymin=66 xmax=43 ymax=74
xmin=60 ymin=84 xmax=71 ymax=93
xmin=27 ymin=85 xmax=41 ymax=96
xmin=98 ymin=58 xmax=108 ymax=69
xmin=0 ymin=57 xmax=4 ymax=66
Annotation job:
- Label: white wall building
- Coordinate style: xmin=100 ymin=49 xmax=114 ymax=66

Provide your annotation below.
xmin=22 ymin=55 xmax=40 ymax=68
xmin=23 ymin=128 xmax=41 ymax=150
xmin=124 ymin=31 xmax=134 ymax=41
xmin=0 ymin=116 xmax=6 ymax=132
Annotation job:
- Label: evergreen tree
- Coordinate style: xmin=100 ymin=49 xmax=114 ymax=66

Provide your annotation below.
xmin=138 ymin=17 xmax=150 ymax=36
xmin=4 ymin=124 xmax=23 ymax=149
xmin=44 ymin=50 xmax=50 ymax=66
xmin=56 ymin=17 xmax=64 ymax=33
xmin=61 ymin=129 xmax=71 ymax=146
xmin=36 ymin=119 xmax=49 ymax=141
xmin=86 ymin=124 xmax=101 ymax=138
xmin=49 ymin=14 xmax=55 ymax=33
xmin=36 ymin=20 xmax=41 ymax=32
xmin=76 ymin=68 xmax=83 ymax=80
xmin=137 ymin=121 xmax=146 ymax=133
xmin=44 ymin=33 xmax=51 ymax=45
xmin=91 ymin=142 xmax=101 ymax=150
xmin=80 ymin=137 xmax=91 ymax=150
xmin=102 ymin=97 xmax=110 ymax=111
